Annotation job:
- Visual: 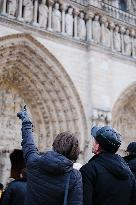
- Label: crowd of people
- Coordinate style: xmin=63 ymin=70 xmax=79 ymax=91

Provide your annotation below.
xmin=0 ymin=107 xmax=136 ymax=205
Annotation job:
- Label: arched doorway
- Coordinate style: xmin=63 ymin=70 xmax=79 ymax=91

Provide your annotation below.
xmin=112 ymin=83 xmax=136 ymax=155
xmin=0 ymin=33 xmax=87 ymax=184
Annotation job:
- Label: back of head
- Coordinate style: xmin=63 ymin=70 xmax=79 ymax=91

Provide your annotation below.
xmin=0 ymin=183 xmax=3 ymax=191
xmin=127 ymin=142 xmax=136 ymax=155
xmin=91 ymin=126 xmax=122 ymax=153
xmin=52 ymin=132 xmax=79 ymax=161
xmin=10 ymin=149 xmax=26 ymax=179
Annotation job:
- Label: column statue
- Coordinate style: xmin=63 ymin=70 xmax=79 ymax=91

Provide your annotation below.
xmin=65 ymin=7 xmax=73 ymax=37
xmin=23 ymin=0 xmax=33 ymax=23
xmin=124 ymin=29 xmax=132 ymax=56
xmin=102 ymin=22 xmax=111 ymax=48
xmin=7 ymin=0 xmax=17 ymax=16
xmin=39 ymin=0 xmax=48 ymax=28
xmin=92 ymin=15 xmax=101 ymax=43
xmin=77 ymin=12 xmax=86 ymax=40
xmin=113 ymin=26 xmax=121 ymax=52
xmin=52 ymin=2 xmax=61 ymax=32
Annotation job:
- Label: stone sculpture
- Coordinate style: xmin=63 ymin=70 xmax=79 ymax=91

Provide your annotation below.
xmin=23 ymin=0 xmax=33 ymax=23
xmin=113 ymin=26 xmax=121 ymax=52
xmin=77 ymin=12 xmax=86 ymax=40
xmin=92 ymin=15 xmax=101 ymax=43
xmin=65 ymin=7 xmax=73 ymax=36
xmin=39 ymin=0 xmax=48 ymax=28
xmin=52 ymin=3 xmax=61 ymax=32
xmin=124 ymin=29 xmax=132 ymax=56
xmin=102 ymin=22 xmax=111 ymax=47
xmin=7 ymin=0 xmax=17 ymax=16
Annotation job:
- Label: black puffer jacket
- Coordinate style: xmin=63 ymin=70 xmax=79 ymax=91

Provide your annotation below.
xmin=21 ymin=123 xmax=83 ymax=205
xmin=1 ymin=178 xmax=27 ymax=205
xmin=124 ymin=155 xmax=136 ymax=178
xmin=80 ymin=153 xmax=136 ymax=205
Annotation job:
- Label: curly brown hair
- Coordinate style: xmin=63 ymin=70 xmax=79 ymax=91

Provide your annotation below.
xmin=52 ymin=132 xmax=80 ymax=161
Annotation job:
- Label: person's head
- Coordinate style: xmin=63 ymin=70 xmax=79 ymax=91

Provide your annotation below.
xmin=115 ymin=26 xmax=119 ymax=32
xmin=52 ymin=131 xmax=80 ymax=162
xmin=95 ymin=15 xmax=99 ymax=21
xmin=42 ymin=0 xmax=46 ymax=4
xmin=54 ymin=2 xmax=59 ymax=10
xmin=126 ymin=29 xmax=129 ymax=35
xmin=91 ymin=126 xmax=122 ymax=154
xmin=0 ymin=183 xmax=3 ymax=191
xmin=127 ymin=142 xmax=136 ymax=155
xmin=68 ymin=7 xmax=73 ymax=15
xmin=10 ymin=149 xmax=26 ymax=179
xmin=105 ymin=22 xmax=108 ymax=28
xmin=80 ymin=12 xmax=84 ymax=19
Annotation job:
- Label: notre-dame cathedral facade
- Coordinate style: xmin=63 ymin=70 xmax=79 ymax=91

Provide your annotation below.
xmin=0 ymin=0 xmax=135 ymax=184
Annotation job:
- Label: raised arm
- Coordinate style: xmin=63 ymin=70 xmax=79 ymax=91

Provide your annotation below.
xmin=17 ymin=106 xmax=39 ymax=165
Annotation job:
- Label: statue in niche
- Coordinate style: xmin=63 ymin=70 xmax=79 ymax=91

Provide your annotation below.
xmin=113 ymin=26 xmax=121 ymax=52
xmin=23 ymin=0 xmax=33 ymax=23
xmin=102 ymin=22 xmax=111 ymax=48
xmin=39 ymin=0 xmax=48 ymax=28
xmin=124 ymin=29 xmax=132 ymax=56
xmin=77 ymin=12 xmax=86 ymax=40
xmin=7 ymin=0 xmax=17 ymax=16
xmin=52 ymin=3 xmax=61 ymax=32
xmin=65 ymin=7 xmax=73 ymax=37
xmin=92 ymin=15 xmax=101 ymax=43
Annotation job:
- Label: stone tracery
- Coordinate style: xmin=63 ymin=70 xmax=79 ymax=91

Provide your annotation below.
xmin=112 ymin=83 xmax=136 ymax=155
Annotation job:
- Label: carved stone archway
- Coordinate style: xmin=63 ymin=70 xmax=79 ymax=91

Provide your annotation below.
xmin=0 ymin=33 xmax=88 ymax=184
xmin=112 ymin=82 xmax=136 ymax=155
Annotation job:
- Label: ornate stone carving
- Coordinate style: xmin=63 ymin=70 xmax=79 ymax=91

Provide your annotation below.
xmin=39 ymin=0 xmax=48 ymax=28
xmin=92 ymin=15 xmax=101 ymax=43
xmin=7 ymin=0 xmax=17 ymax=16
xmin=113 ymin=26 xmax=121 ymax=52
xmin=73 ymin=9 xmax=79 ymax=39
xmin=23 ymin=0 xmax=33 ymax=23
xmin=52 ymin=3 xmax=61 ymax=32
xmin=102 ymin=21 xmax=111 ymax=47
xmin=77 ymin=12 xmax=86 ymax=40
xmin=124 ymin=29 xmax=132 ymax=56
xmin=61 ymin=3 xmax=67 ymax=34
xmin=65 ymin=7 xmax=74 ymax=36
xmin=47 ymin=0 xmax=54 ymax=31
xmin=86 ymin=11 xmax=94 ymax=41
xmin=92 ymin=108 xmax=111 ymax=126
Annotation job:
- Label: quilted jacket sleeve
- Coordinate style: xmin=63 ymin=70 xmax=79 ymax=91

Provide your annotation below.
xmin=21 ymin=123 xmax=39 ymax=165
xmin=130 ymin=175 xmax=136 ymax=205
xmin=68 ymin=170 xmax=83 ymax=205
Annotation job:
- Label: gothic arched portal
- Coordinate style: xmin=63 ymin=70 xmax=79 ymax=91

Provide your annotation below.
xmin=112 ymin=83 xmax=136 ymax=155
xmin=0 ymin=33 xmax=87 ymax=184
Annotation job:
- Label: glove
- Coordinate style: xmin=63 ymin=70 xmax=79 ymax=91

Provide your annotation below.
xmin=17 ymin=105 xmax=32 ymax=124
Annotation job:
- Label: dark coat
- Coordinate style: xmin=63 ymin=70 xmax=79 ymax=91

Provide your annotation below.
xmin=124 ymin=155 xmax=136 ymax=178
xmin=1 ymin=178 xmax=27 ymax=205
xmin=80 ymin=152 xmax=136 ymax=205
xmin=21 ymin=123 xmax=83 ymax=205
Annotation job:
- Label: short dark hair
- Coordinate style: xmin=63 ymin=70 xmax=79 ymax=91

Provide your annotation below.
xmin=10 ymin=149 xmax=25 ymax=171
xmin=0 ymin=183 xmax=3 ymax=190
xmin=52 ymin=132 xmax=80 ymax=161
